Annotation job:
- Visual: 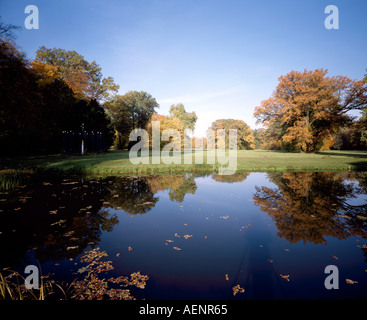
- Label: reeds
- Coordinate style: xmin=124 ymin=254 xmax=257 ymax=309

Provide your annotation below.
xmin=0 ymin=268 xmax=74 ymax=300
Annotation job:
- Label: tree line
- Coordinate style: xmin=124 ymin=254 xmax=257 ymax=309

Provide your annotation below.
xmin=1 ymin=16 xmax=367 ymax=156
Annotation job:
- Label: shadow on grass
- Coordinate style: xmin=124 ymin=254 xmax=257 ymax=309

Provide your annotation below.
xmin=317 ymin=151 xmax=367 ymax=159
xmin=347 ymin=161 xmax=367 ymax=171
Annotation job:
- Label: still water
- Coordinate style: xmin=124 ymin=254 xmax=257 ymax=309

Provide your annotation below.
xmin=1 ymin=172 xmax=367 ymax=299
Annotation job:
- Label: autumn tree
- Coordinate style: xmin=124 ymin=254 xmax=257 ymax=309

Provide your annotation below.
xmin=254 ymin=69 xmax=367 ymax=152
xmin=35 ymin=46 xmax=119 ymax=101
xmin=145 ymin=113 xmax=185 ymax=151
xmin=209 ymin=119 xmax=255 ymax=150
xmin=0 ymin=37 xmax=113 ymax=154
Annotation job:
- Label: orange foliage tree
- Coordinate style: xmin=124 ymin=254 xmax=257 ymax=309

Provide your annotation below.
xmin=254 ymin=69 xmax=367 ymax=152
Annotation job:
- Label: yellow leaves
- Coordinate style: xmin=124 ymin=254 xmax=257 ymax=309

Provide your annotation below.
xmin=225 ymin=274 xmax=229 ymax=281
xmin=232 ymin=285 xmax=245 ymax=296
xmin=220 ymin=215 xmax=229 ymax=219
xmin=332 ymin=255 xmax=339 ymax=260
xmin=183 ymin=234 xmax=192 ymax=239
xmin=173 ymin=247 xmax=181 ymax=251
xmin=174 ymin=233 xmax=180 ymax=238
xmin=166 ymin=239 xmax=174 ymax=243
xmin=30 ymin=60 xmax=60 ymax=86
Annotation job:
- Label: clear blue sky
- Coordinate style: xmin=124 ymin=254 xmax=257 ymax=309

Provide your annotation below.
xmin=1 ymin=0 xmax=367 ymax=137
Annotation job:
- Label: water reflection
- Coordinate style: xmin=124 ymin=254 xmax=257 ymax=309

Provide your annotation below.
xmin=253 ymin=172 xmax=367 ymax=244
xmin=0 ymin=174 xmax=199 ymax=269
xmin=1 ymin=171 xmax=367 ymax=275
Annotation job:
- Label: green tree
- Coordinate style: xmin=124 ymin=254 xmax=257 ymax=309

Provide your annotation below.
xmin=169 ymin=103 xmax=197 ymax=132
xmin=105 ymin=91 xmax=159 ymax=149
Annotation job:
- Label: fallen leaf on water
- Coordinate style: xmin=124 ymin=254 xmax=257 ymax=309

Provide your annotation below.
xmin=166 ymin=239 xmax=174 ymax=243
xmin=116 ymin=253 xmax=120 ymax=257
xmin=184 ymin=223 xmax=188 ymax=226
xmin=332 ymin=256 xmax=339 ymax=260
xmin=183 ymin=234 xmax=193 ymax=239
xmin=128 ymin=247 xmax=133 ymax=251
xmin=173 ymin=247 xmax=181 ymax=251
xmin=220 ymin=215 xmax=229 ymax=219
xmin=225 ymin=274 xmax=229 ymax=281
xmin=49 ymin=210 xmax=58 ymax=215
xmin=268 ymin=259 xmax=274 ymax=263
xmin=232 ymin=284 xmax=245 ymax=296
xmin=284 ymin=249 xmax=290 ymax=252
xmin=204 ymin=235 xmax=207 ymax=239
xmin=66 ymin=246 xmax=79 ymax=250
xmin=346 ymin=279 xmax=358 ymax=285
xmin=280 ymin=274 xmax=290 ymax=281
xmin=357 ymin=244 xmax=367 ymax=249
xmin=174 ymin=233 xmax=180 ymax=238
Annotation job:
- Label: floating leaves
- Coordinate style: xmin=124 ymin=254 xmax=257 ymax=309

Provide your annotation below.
xmin=346 ymin=279 xmax=358 ymax=285
xmin=220 ymin=215 xmax=229 ymax=219
xmin=174 ymin=233 xmax=180 ymax=238
xmin=66 ymin=245 xmax=79 ymax=250
xmin=280 ymin=274 xmax=290 ymax=281
xmin=128 ymin=246 xmax=133 ymax=251
xmin=72 ymin=248 xmax=149 ymax=300
xmin=173 ymin=247 xmax=182 ymax=251
xmin=232 ymin=284 xmax=245 ymax=296
xmin=183 ymin=234 xmax=193 ymax=239
xmin=225 ymin=274 xmax=229 ymax=281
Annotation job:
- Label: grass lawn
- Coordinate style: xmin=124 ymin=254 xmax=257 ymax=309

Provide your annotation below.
xmin=2 ymin=150 xmax=367 ymax=176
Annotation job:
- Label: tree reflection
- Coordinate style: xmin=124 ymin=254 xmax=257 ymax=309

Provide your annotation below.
xmin=253 ymin=172 xmax=367 ymax=244
xmin=0 ymin=174 xmax=198 ymax=270
xmin=146 ymin=174 xmax=197 ymax=203
xmin=105 ymin=177 xmax=158 ymax=214
xmin=212 ymin=173 xmax=249 ymax=183
xmin=0 ymin=179 xmax=118 ymax=268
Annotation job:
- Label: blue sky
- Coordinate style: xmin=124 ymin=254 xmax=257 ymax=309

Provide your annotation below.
xmin=1 ymin=0 xmax=367 ymax=136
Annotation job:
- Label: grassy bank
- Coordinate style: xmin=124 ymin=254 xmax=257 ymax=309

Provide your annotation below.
xmin=1 ymin=150 xmax=367 ymax=188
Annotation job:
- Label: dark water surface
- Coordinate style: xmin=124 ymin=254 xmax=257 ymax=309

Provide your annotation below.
xmin=1 ymin=172 xmax=367 ymax=299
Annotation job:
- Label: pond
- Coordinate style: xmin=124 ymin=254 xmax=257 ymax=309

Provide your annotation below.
xmin=1 ymin=171 xmax=367 ymax=299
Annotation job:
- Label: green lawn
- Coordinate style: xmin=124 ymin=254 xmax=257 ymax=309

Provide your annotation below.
xmin=2 ymin=149 xmax=367 ymax=176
